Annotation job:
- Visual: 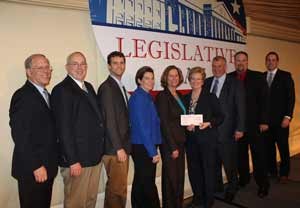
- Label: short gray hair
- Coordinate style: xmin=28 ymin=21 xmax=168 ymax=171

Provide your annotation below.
xmin=66 ymin=51 xmax=86 ymax=65
xmin=24 ymin=54 xmax=49 ymax=69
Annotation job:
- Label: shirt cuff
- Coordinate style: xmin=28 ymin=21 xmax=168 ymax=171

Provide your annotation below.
xmin=284 ymin=116 xmax=291 ymax=120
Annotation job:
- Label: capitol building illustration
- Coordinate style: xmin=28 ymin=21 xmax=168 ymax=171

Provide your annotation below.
xmin=90 ymin=0 xmax=246 ymax=43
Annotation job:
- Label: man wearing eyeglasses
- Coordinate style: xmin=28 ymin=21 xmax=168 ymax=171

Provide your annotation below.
xmin=51 ymin=52 xmax=105 ymax=208
xmin=9 ymin=54 xmax=58 ymax=208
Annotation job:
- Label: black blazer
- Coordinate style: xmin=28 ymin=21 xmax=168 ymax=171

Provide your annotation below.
xmin=51 ymin=76 xmax=105 ymax=167
xmin=229 ymin=69 xmax=269 ymax=131
xmin=204 ymin=75 xmax=246 ymax=142
xmin=263 ymin=69 xmax=295 ymax=126
xmin=97 ymin=76 xmax=131 ymax=155
xmin=9 ymin=81 xmax=58 ymax=181
xmin=183 ymin=91 xmax=224 ymax=144
xmin=155 ymin=88 xmax=186 ymax=152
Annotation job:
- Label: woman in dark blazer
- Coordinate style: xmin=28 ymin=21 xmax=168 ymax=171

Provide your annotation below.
xmin=184 ymin=67 xmax=224 ymax=208
xmin=155 ymin=65 xmax=186 ymax=208
xmin=129 ymin=66 xmax=162 ymax=208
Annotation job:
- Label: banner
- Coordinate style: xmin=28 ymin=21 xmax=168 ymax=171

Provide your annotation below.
xmin=89 ymin=0 xmax=247 ymax=91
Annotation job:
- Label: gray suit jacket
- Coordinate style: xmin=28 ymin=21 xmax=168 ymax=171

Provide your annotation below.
xmin=204 ymin=74 xmax=246 ymax=143
xmin=97 ymin=76 xmax=131 ymax=155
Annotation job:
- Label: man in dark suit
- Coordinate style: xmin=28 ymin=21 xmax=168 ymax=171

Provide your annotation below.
xmin=51 ymin=52 xmax=105 ymax=208
xmin=264 ymin=51 xmax=295 ymax=183
xmin=204 ymin=56 xmax=246 ymax=202
xmin=229 ymin=51 xmax=270 ymax=198
xmin=97 ymin=51 xmax=130 ymax=208
xmin=9 ymin=54 xmax=58 ymax=208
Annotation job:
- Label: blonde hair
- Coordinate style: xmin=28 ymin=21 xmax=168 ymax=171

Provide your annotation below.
xmin=188 ymin=66 xmax=206 ymax=81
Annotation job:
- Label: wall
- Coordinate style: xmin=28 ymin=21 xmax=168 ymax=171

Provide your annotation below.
xmin=0 ymin=1 xmax=299 ymax=207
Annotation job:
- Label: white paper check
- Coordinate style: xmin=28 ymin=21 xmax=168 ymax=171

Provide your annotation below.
xmin=180 ymin=114 xmax=203 ymax=126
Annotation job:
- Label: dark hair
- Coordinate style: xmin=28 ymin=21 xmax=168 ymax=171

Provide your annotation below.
xmin=212 ymin=56 xmax=227 ymax=63
xmin=160 ymin=65 xmax=183 ymax=88
xmin=234 ymin=51 xmax=248 ymax=60
xmin=24 ymin=54 xmax=49 ymax=69
xmin=266 ymin=51 xmax=279 ymax=61
xmin=107 ymin=51 xmax=126 ymax=65
xmin=135 ymin=66 xmax=154 ymax=86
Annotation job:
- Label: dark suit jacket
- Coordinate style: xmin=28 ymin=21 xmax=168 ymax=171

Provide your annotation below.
xmin=51 ymin=76 xmax=105 ymax=167
xmin=229 ymin=69 xmax=269 ymax=131
xmin=97 ymin=76 xmax=131 ymax=155
xmin=183 ymin=91 xmax=224 ymax=144
xmin=155 ymin=88 xmax=186 ymax=153
xmin=204 ymin=75 xmax=246 ymax=142
xmin=9 ymin=81 xmax=58 ymax=181
xmin=263 ymin=69 xmax=295 ymax=126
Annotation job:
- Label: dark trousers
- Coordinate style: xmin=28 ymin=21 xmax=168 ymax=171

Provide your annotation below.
xmin=186 ymin=140 xmax=216 ymax=208
xmin=161 ymin=143 xmax=185 ymax=208
xmin=266 ymin=126 xmax=290 ymax=177
xmin=18 ymin=178 xmax=54 ymax=208
xmin=237 ymin=131 xmax=269 ymax=187
xmin=131 ymin=144 xmax=160 ymax=208
xmin=215 ymin=141 xmax=238 ymax=194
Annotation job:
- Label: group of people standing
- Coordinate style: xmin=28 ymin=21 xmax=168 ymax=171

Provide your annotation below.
xmin=9 ymin=50 xmax=295 ymax=208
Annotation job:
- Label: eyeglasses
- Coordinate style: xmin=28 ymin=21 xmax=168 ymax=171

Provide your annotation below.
xmin=31 ymin=66 xmax=53 ymax=71
xmin=68 ymin=63 xmax=88 ymax=68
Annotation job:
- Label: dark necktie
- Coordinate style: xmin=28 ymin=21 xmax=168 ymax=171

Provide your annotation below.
xmin=122 ymin=86 xmax=129 ymax=105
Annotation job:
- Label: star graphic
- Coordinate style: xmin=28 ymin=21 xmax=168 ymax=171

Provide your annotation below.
xmin=231 ymin=0 xmax=240 ymax=15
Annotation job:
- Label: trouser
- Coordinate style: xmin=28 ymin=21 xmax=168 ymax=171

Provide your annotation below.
xmin=102 ymin=155 xmax=129 ymax=208
xmin=266 ymin=126 xmax=290 ymax=176
xmin=18 ymin=178 xmax=54 ymax=208
xmin=61 ymin=163 xmax=101 ymax=208
xmin=161 ymin=143 xmax=185 ymax=208
xmin=237 ymin=131 xmax=269 ymax=188
xmin=131 ymin=144 xmax=160 ymax=208
xmin=215 ymin=141 xmax=238 ymax=194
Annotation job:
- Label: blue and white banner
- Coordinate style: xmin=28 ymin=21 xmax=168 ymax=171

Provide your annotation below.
xmin=89 ymin=0 xmax=247 ymax=91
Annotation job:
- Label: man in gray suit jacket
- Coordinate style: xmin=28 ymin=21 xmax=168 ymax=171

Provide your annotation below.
xmin=97 ymin=51 xmax=131 ymax=208
xmin=204 ymin=56 xmax=246 ymax=202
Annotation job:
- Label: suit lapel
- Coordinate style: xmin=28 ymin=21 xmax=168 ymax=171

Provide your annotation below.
xmin=219 ymin=76 xmax=229 ymax=101
xmin=26 ymin=81 xmax=51 ymax=111
xmin=108 ymin=76 xmax=128 ymax=108
xmin=270 ymin=69 xmax=280 ymax=88
xmin=66 ymin=76 xmax=102 ymax=122
xmin=165 ymin=88 xmax=184 ymax=114
xmin=83 ymin=83 xmax=103 ymax=121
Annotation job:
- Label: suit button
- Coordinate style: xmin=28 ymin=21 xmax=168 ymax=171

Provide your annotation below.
xmin=99 ymin=123 xmax=103 ymax=127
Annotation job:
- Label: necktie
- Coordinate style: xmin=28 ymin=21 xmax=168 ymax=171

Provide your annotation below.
xmin=212 ymin=79 xmax=219 ymax=95
xmin=82 ymin=83 xmax=88 ymax=93
xmin=43 ymin=89 xmax=50 ymax=107
xmin=122 ymin=86 xmax=129 ymax=105
xmin=267 ymin=73 xmax=273 ymax=87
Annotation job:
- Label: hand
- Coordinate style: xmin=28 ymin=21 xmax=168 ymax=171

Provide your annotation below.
xmin=281 ymin=117 xmax=290 ymax=128
xmin=152 ymin=155 xmax=160 ymax=164
xmin=199 ymin=122 xmax=211 ymax=130
xmin=33 ymin=166 xmax=48 ymax=183
xmin=259 ymin=124 xmax=269 ymax=132
xmin=171 ymin=150 xmax=179 ymax=159
xmin=187 ymin=124 xmax=195 ymax=132
xmin=117 ymin=149 xmax=128 ymax=162
xmin=70 ymin=163 xmax=82 ymax=177
xmin=234 ymin=131 xmax=244 ymax=141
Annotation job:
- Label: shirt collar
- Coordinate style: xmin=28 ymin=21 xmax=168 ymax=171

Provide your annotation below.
xmin=268 ymin=68 xmax=278 ymax=75
xmin=68 ymin=74 xmax=84 ymax=89
xmin=214 ymin=73 xmax=226 ymax=83
xmin=110 ymin=74 xmax=123 ymax=87
xmin=28 ymin=80 xmax=45 ymax=94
